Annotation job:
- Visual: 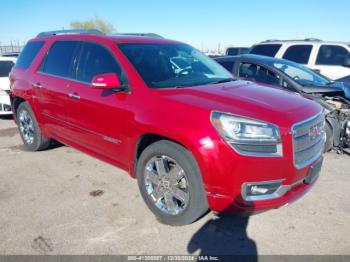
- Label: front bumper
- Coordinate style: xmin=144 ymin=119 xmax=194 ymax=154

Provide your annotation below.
xmin=0 ymin=92 xmax=12 ymax=115
xmin=206 ymin=154 xmax=323 ymax=212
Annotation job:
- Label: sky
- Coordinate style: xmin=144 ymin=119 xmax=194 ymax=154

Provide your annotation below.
xmin=1 ymin=0 xmax=349 ymax=51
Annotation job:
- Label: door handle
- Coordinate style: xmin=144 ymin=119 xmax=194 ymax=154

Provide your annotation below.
xmin=32 ymin=83 xmax=43 ymax=89
xmin=68 ymin=93 xmax=80 ymax=100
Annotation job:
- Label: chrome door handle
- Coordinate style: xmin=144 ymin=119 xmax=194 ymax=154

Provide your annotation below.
xmin=68 ymin=93 xmax=80 ymax=100
xmin=32 ymin=83 xmax=43 ymax=89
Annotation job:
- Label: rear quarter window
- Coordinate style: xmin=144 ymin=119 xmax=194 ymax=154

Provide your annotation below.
xmin=15 ymin=41 xmax=44 ymax=69
xmin=249 ymin=44 xmax=282 ymax=57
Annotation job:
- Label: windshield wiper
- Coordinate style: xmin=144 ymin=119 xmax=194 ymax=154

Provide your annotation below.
xmin=210 ymin=78 xmax=236 ymax=84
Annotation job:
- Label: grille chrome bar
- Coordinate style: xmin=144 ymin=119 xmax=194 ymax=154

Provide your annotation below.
xmin=292 ymin=111 xmax=325 ymax=169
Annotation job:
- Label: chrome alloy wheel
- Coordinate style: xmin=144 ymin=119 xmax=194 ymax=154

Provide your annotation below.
xmin=144 ymin=155 xmax=190 ymax=215
xmin=18 ymin=110 xmax=35 ymax=144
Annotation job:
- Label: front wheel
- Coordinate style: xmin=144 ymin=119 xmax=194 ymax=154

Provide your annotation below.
xmin=17 ymin=102 xmax=51 ymax=151
xmin=136 ymin=140 xmax=208 ymax=225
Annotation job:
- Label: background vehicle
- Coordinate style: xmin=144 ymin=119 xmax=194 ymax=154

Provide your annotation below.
xmin=215 ymin=54 xmax=350 ymax=153
xmin=226 ymin=47 xmax=249 ymax=56
xmin=0 ymin=56 xmax=17 ymax=115
xmin=337 ymin=75 xmax=350 ymax=84
xmin=10 ymin=30 xmax=324 ymax=225
xmin=249 ymin=39 xmax=350 ymax=80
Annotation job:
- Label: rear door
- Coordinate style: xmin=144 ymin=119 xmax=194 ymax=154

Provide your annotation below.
xmin=67 ymin=41 xmax=130 ymax=165
xmin=35 ymin=40 xmax=81 ymax=139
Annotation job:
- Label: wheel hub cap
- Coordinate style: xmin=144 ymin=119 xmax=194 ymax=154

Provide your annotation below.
xmin=144 ymin=155 xmax=190 ymax=215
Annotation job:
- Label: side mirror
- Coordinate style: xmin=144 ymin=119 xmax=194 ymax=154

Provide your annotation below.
xmin=91 ymin=73 xmax=122 ymax=89
xmin=343 ymin=55 xmax=350 ymax=68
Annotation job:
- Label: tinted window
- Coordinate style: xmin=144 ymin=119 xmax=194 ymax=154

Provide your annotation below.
xmin=217 ymin=61 xmax=234 ymax=72
xmin=226 ymin=48 xmax=239 ymax=56
xmin=77 ymin=42 xmax=123 ymax=83
xmin=282 ymin=45 xmax=312 ymax=64
xmin=316 ymin=45 xmax=349 ymax=65
xmin=15 ymin=41 xmax=44 ymax=69
xmin=0 ymin=61 xmax=15 ymax=77
xmin=238 ymin=62 xmax=280 ymax=86
xmin=249 ymin=44 xmax=282 ymax=57
xmin=41 ymin=41 xmax=80 ymax=78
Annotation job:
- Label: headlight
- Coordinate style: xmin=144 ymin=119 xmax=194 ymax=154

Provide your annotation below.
xmin=211 ymin=111 xmax=283 ymax=156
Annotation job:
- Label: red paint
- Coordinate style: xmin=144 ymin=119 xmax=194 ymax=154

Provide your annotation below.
xmin=10 ymin=34 xmax=323 ymax=212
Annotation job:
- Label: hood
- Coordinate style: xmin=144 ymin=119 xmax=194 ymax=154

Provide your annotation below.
xmin=160 ymin=80 xmax=322 ymax=127
xmin=303 ymin=81 xmax=350 ymax=100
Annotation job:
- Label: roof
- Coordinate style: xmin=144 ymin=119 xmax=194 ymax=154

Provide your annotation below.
xmin=257 ymin=39 xmax=350 ymax=45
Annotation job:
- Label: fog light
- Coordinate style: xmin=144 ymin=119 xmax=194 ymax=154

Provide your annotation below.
xmin=242 ymin=180 xmax=283 ymax=201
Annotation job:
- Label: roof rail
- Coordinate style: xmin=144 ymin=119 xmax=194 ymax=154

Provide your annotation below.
xmin=260 ymin=39 xmax=279 ymax=43
xmin=304 ymin=38 xmax=322 ymax=41
xmin=112 ymin=33 xmax=163 ymax=38
xmin=261 ymin=38 xmax=322 ymax=43
xmin=37 ymin=29 xmax=105 ymax=37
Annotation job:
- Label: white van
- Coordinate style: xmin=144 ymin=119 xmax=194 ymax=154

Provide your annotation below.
xmin=249 ymin=39 xmax=350 ymax=80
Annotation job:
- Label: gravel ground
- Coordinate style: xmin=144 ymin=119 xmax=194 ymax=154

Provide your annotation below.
xmin=0 ymin=116 xmax=349 ymax=255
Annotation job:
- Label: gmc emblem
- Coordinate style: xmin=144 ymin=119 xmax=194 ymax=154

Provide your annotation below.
xmin=309 ymin=124 xmax=323 ymax=141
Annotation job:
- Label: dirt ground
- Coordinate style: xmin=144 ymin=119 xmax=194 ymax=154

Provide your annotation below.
xmin=0 ymin=116 xmax=349 ymax=255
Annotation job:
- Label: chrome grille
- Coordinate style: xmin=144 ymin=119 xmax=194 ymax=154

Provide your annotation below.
xmin=292 ymin=111 xmax=325 ymax=169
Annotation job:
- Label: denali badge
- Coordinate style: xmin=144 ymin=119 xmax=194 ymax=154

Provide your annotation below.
xmin=309 ymin=124 xmax=323 ymax=141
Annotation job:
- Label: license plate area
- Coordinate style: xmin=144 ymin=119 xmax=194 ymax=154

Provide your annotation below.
xmin=304 ymin=157 xmax=323 ymax=185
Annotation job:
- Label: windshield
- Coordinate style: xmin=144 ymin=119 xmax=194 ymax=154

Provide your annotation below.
xmin=0 ymin=60 xmax=15 ymax=77
xmin=267 ymin=59 xmax=329 ymax=86
xmin=118 ymin=43 xmax=233 ymax=88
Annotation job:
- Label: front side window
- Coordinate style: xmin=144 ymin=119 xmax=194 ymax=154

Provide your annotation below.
xmin=218 ymin=61 xmax=235 ymax=72
xmin=238 ymin=62 xmax=280 ymax=86
xmin=40 ymin=41 xmax=80 ymax=78
xmin=76 ymin=42 xmax=125 ymax=83
xmin=249 ymin=44 xmax=282 ymax=57
xmin=282 ymin=45 xmax=312 ymax=64
xmin=118 ymin=43 xmax=233 ymax=88
xmin=15 ymin=41 xmax=44 ymax=69
xmin=316 ymin=45 xmax=349 ymax=65
xmin=268 ymin=59 xmax=329 ymax=86
xmin=0 ymin=61 xmax=15 ymax=77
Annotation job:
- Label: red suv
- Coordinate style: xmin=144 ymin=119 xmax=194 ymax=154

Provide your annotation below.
xmin=10 ymin=30 xmax=325 ymax=225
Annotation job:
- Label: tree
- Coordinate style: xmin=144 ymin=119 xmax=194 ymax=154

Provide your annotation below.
xmin=70 ymin=17 xmax=115 ymax=34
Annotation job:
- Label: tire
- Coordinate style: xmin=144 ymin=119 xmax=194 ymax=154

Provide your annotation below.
xmin=17 ymin=102 xmax=51 ymax=151
xmin=136 ymin=140 xmax=208 ymax=226
xmin=324 ymin=122 xmax=333 ymax=152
